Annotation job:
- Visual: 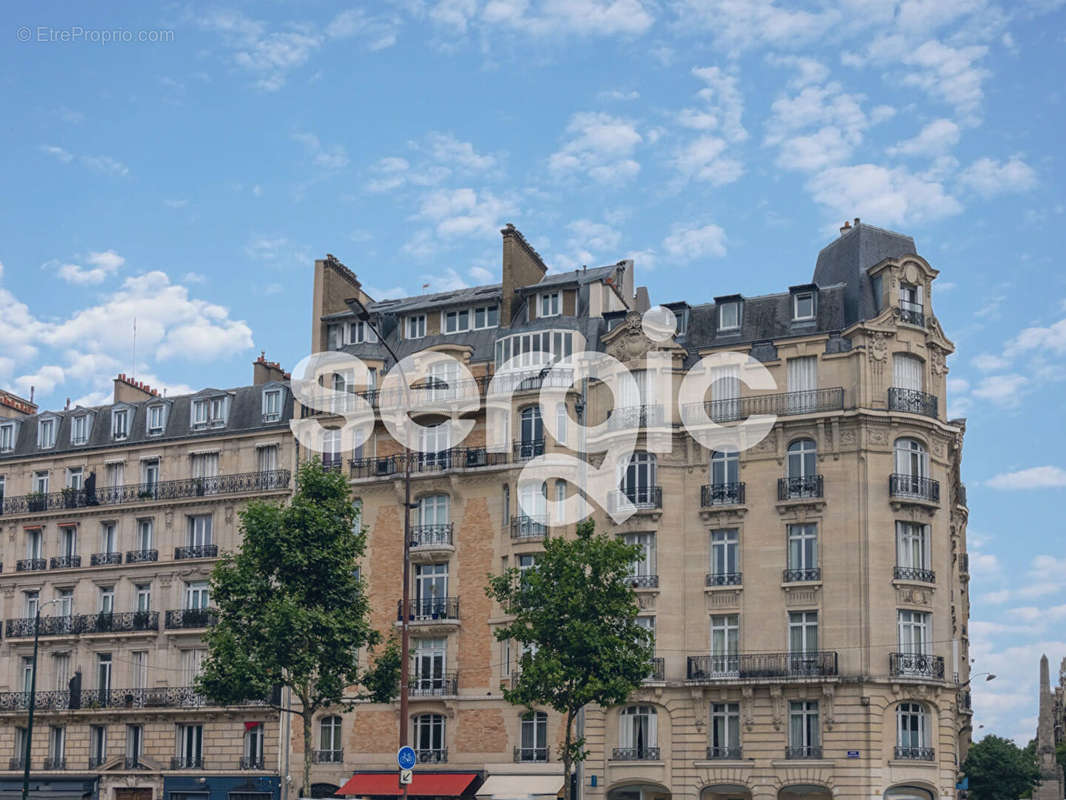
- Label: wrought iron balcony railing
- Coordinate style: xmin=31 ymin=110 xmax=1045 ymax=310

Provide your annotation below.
xmin=514 ymin=746 xmax=549 ymax=762
xmin=350 ymin=446 xmax=513 ymax=479
xmin=701 ymin=482 xmax=745 ymax=506
xmin=646 ymin=657 xmax=665 ymax=681
xmin=888 ymin=387 xmax=938 ymax=418
xmin=398 ymin=597 xmax=459 ymax=622
xmin=171 ymin=756 xmax=204 ymax=770
xmin=607 ymin=405 xmax=665 ymax=431
xmin=898 ymin=301 xmax=926 ymax=328
xmin=3 ymin=611 xmax=155 ymax=638
xmin=50 ymin=555 xmax=81 ymax=569
xmin=240 ymin=755 xmax=266 ymax=770
xmin=175 ymin=544 xmax=219 ymax=560
xmin=90 ymin=551 xmax=123 ymax=566
xmin=682 ymin=387 xmax=845 ymax=424
xmin=626 ymin=573 xmax=659 ymax=589
xmin=17 ymin=558 xmax=47 ymax=572
xmin=707 ymin=746 xmax=742 ymax=760
xmin=411 ymin=523 xmax=453 ymax=548
xmin=409 ymin=673 xmax=458 ymax=697
xmin=43 ymin=757 xmax=66 ymax=770
xmin=894 ymin=746 xmax=935 ymax=761
xmin=126 ymin=549 xmax=158 ymax=563
xmin=890 ymin=474 xmax=940 ymax=503
xmin=514 ymin=439 xmax=546 ymax=462
xmin=688 ymin=651 xmax=838 ymax=680
xmin=0 ymin=470 xmax=291 ymax=516
xmin=511 ymin=514 xmax=548 ymax=540
xmin=890 ymin=652 xmax=945 ymax=679
xmin=608 ymin=486 xmax=662 ymax=513
xmin=0 ymin=685 xmax=269 ymax=712
xmin=893 ymin=566 xmax=935 ymax=583
xmin=612 ymin=747 xmax=660 ymax=761
xmin=778 ymin=475 xmax=823 ymax=500
xmin=165 ymin=608 xmax=218 ymax=629
xmin=706 ymin=572 xmax=742 ymax=586
xmin=416 ymin=748 xmax=448 ymax=763
xmin=783 ymin=567 xmax=821 ymax=582
xmin=785 ymin=745 xmax=822 ymax=759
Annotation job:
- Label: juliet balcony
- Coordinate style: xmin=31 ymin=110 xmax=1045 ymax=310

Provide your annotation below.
xmin=889 ymin=474 xmax=940 ymax=503
xmin=701 ymin=483 xmax=745 ymax=507
xmin=410 ymin=523 xmax=454 ymax=550
xmin=888 ymin=387 xmax=938 ymax=418
xmin=894 ymin=746 xmax=935 ymax=761
xmin=889 ymin=652 xmax=945 ymax=680
xmin=607 ymin=486 xmax=662 ymax=513
xmin=778 ymin=475 xmax=823 ymax=501
xmin=607 ymin=404 xmax=665 ymax=431
xmin=511 ymin=514 xmax=548 ymax=541
xmin=409 ymin=672 xmax=458 ymax=697
xmin=0 ymin=469 xmax=291 ymax=517
xmin=397 ymin=597 xmax=460 ymax=623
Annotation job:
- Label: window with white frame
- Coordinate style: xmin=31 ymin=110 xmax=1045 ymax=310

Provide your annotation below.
xmin=38 ymin=418 xmax=56 ymax=449
xmin=554 ymin=480 xmax=566 ymax=524
xmin=192 ymin=396 xmax=227 ymax=428
xmin=623 ymin=532 xmax=656 ymax=581
xmin=519 ymin=711 xmax=549 ymax=761
xmin=900 ymin=282 xmax=923 ymax=313
xmin=177 ymin=723 xmax=203 ymax=767
xmin=257 ymin=444 xmax=279 ymax=473
xmin=244 ymin=723 xmax=264 ymax=766
xmin=131 ymin=651 xmax=148 ymax=689
xmin=787 ymin=524 xmax=818 ymax=574
xmin=418 ymin=494 xmax=450 ymax=527
xmin=101 ymin=522 xmax=117 ymax=554
xmin=59 ymin=526 xmax=77 ymax=558
xmin=620 ymin=452 xmax=657 ymax=505
xmin=33 ymin=470 xmax=49 ymax=494
xmin=26 ymin=528 xmax=43 ymax=560
xmin=24 ymin=591 xmax=39 ymax=619
xmin=444 ymin=308 xmax=470 ymax=334
xmin=413 ymin=637 xmax=446 ymax=691
xmin=191 ymin=452 xmax=219 ymax=480
xmin=786 ymin=439 xmax=817 ymax=478
xmin=112 ymin=408 xmax=129 ymax=440
xmin=48 ymin=726 xmax=65 ymax=765
xmin=710 ymin=529 xmax=739 ymax=582
xmin=141 ymin=460 xmax=159 ymax=495
xmin=414 ymin=563 xmax=448 ymax=614
xmin=897 ymin=522 xmax=931 ymax=573
xmin=136 ymin=519 xmax=153 ymax=551
xmin=555 ymin=403 xmax=568 ymax=447
xmin=494 ymin=330 xmax=575 ymax=370
xmin=181 ymin=649 xmax=206 ymax=684
xmin=618 ymin=705 xmax=657 ymax=757
xmin=718 ymin=301 xmax=740 ymax=331
xmin=135 ymin=584 xmax=151 ymax=612
xmin=262 ymin=389 xmax=282 ymax=422
xmin=185 ymin=581 xmax=210 ymax=610
xmin=710 ymin=451 xmax=739 ymax=487
xmin=66 ymin=467 xmax=83 ymax=490
xmin=793 ymin=292 xmax=815 ymax=321
xmin=70 ymin=415 xmax=89 ymax=445
xmin=538 ymin=291 xmax=561 ymax=318
xmin=897 ymin=702 xmax=930 ymax=754
xmin=320 ymin=716 xmax=343 ymax=759
xmin=898 ymin=610 xmax=931 ymax=655
xmin=788 ymin=700 xmax=820 ymax=754
xmin=413 ymin=713 xmax=445 ymax=758
xmin=0 ymin=421 xmax=15 ymax=452
xmin=187 ymin=515 xmax=212 ymax=547
xmin=894 ymin=437 xmax=928 ymax=478
xmin=710 ymin=703 xmax=740 ymax=757
xmin=710 ymin=615 xmax=739 ymax=674
xmin=517 ymin=553 xmax=538 ymax=575
xmin=788 ymin=610 xmax=819 ymax=655
xmin=418 ymin=424 xmax=450 ymax=467
xmin=710 ymin=363 xmax=740 ymax=421
xmin=106 ymin=462 xmax=125 ymax=488
xmin=406 ymin=314 xmax=427 ymax=339
xmin=95 ymin=653 xmax=112 ymax=694
xmin=99 ymin=586 xmax=115 ymax=614
xmin=473 ymin=305 xmax=499 ymax=329
xmin=347 ymin=320 xmax=378 ymax=344
xmin=146 ymin=404 xmax=166 ymax=435
xmin=786 ymin=356 xmax=818 ymax=412
xmin=328 ymin=323 xmax=344 ymax=350
xmin=89 ymin=725 xmax=107 ymax=767
xmin=53 ymin=652 xmax=70 ymax=690
xmin=893 ymin=353 xmax=924 ymax=392
xmin=126 ymin=725 xmax=143 ymax=762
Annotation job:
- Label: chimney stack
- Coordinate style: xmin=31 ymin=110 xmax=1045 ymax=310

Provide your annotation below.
xmin=499 ymin=223 xmax=548 ymax=329
xmin=113 ymin=374 xmax=160 ymax=404
xmin=253 ymin=353 xmax=287 ymax=385
xmin=840 ymin=220 xmax=852 ymax=235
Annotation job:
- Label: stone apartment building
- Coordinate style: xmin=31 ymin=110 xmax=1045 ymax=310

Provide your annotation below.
xmin=0 ymin=358 xmax=296 ymax=800
xmin=296 ymin=220 xmax=970 ymax=800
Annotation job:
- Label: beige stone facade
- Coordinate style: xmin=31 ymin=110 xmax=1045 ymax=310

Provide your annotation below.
xmin=0 ymin=360 xmax=295 ymax=799
xmin=297 ymin=221 xmax=970 ymax=800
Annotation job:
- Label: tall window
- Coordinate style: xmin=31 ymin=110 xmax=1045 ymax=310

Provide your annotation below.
xmin=620 ymin=452 xmax=657 ymax=505
xmin=99 ymin=586 xmax=115 ymax=614
xmin=718 ymin=301 xmax=740 ymax=331
xmin=518 ymin=481 xmax=547 ymax=527
xmin=518 ymin=406 xmax=543 ymax=458
xmin=0 ymin=422 xmax=15 ymax=452
xmin=413 ymin=714 xmax=446 ymax=759
xmin=106 ymin=462 xmax=125 ymax=488
xmin=38 ymin=418 xmax=56 ymax=448
xmin=710 ymin=703 xmax=740 ymax=758
xmin=244 ymin=723 xmax=264 ymax=767
xmin=136 ymin=519 xmax=153 ymax=551
xmin=135 ymin=584 xmax=151 ymax=612
xmin=418 ymin=424 xmax=450 ymax=468
xmin=623 ymin=532 xmax=656 ymax=582
xmin=126 ymin=725 xmax=143 ymax=763
xmin=26 ymin=528 xmax=43 ymax=560
xmin=147 ymin=404 xmax=165 ymax=435
xmin=53 ymin=653 xmax=70 ymax=690
xmin=48 ymin=726 xmax=65 ymax=766
xmin=427 ymin=358 xmax=459 ymax=402
xmin=96 ymin=653 xmax=112 ymax=693
xmin=24 ymin=592 xmax=39 ymax=620
xmin=618 ymin=706 xmax=658 ymax=758
xmin=788 ymin=611 xmax=819 ymax=656
xmin=60 ymin=526 xmax=77 ymax=558
xmin=406 ymin=315 xmax=426 ymax=339
xmin=418 ymin=494 xmax=450 ymax=528
xmin=185 ymin=581 xmax=210 ymax=610
xmin=900 ymin=282 xmax=923 ymax=317
xmin=131 ymin=651 xmax=148 ymax=689
xmin=112 ymin=408 xmax=129 ymax=440
xmin=89 ymin=726 xmax=107 ymax=767
xmin=141 ymin=459 xmax=159 ymax=496
xmin=70 ymin=415 xmax=89 ymax=445
xmin=101 ymin=523 xmax=117 ymax=554
xmin=262 ymin=389 xmax=282 ymax=422
xmin=786 ymin=356 xmax=818 ymax=412
xmin=56 ymin=589 xmax=73 ymax=618
xmin=187 ymin=515 xmax=213 ymax=547
xmin=709 ymin=529 xmax=739 ymax=584
xmin=539 ymin=291 xmax=561 ymax=317
xmin=895 ymin=438 xmax=928 ymax=479
xmin=519 ymin=712 xmax=548 ymax=762
xmin=181 ymin=649 xmax=206 ymax=685
xmin=555 ymin=403 xmax=568 ymax=447
xmin=897 ymin=522 xmax=930 ymax=574
xmin=257 ymin=444 xmax=279 ymax=473
xmin=710 ymin=615 xmax=740 ymax=675
xmin=788 ymin=701 xmax=820 ymax=756
xmin=33 ymin=471 xmax=49 ymax=494
xmin=793 ymin=292 xmax=815 ymax=321
xmin=322 ymin=428 xmax=342 ymax=469
xmin=898 ymin=610 xmax=931 ymax=655
xmin=786 ymin=439 xmax=817 ymax=478
xmin=897 ymin=702 xmax=930 ymax=755
xmin=66 ymin=467 xmax=83 ymax=490
xmin=413 ymin=638 xmax=446 ymax=692
xmin=710 ymin=364 xmax=740 ymax=421
xmin=414 ymin=564 xmax=448 ymax=616
xmin=893 ymin=353 xmax=924 ymax=391
xmin=177 ymin=724 xmax=203 ymax=767
xmin=787 ymin=524 xmax=818 ymax=578
xmin=191 ymin=452 xmax=219 ymax=485
xmin=21 ymin=657 xmax=34 ymax=693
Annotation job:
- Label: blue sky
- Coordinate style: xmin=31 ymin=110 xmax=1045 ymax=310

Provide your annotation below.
xmin=1 ymin=0 xmax=1065 ymax=744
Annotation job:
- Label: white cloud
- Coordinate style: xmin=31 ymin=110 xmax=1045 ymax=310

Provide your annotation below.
xmin=468 ymin=266 xmax=496 ymax=283
xmin=40 ymin=145 xmax=74 ymax=163
xmin=982 ymin=589 xmax=1011 ymax=605
xmin=182 ymin=272 xmax=207 ymax=284
xmin=807 ymin=163 xmax=961 ymax=227
xmin=422 ymin=133 xmax=496 ymax=171
xmin=1005 ymin=318 xmax=1066 ymax=357
xmin=56 ymin=250 xmax=127 ymax=285
xmin=81 ymin=155 xmax=129 ymax=176
xmin=417 ymin=188 xmax=516 ymax=238
xmin=672 ymin=0 xmax=837 ymax=52
xmin=689 ymin=66 xmax=747 ymax=144
xmin=765 ymin=54 xmax=829 ymax=88
xmin=888 ymin=118 xmax=961 ymax=157
xmin=599 ymin=89 xmax=640 ymax=101
xmin=663 ymin=222 xmax=727 ymax=261
xmin=972 ymin=353 xmax=1008 ymax=371
xmin=898 ymin=39 xmax=990 ymax=121
xmin=548 ymin=112 xmax=642 ymax=183
xmin=765 ymin=82 xmax=881 ymax=172
xmin=673 ymin=136 xmax=745 ymax=184
xmin=947 ymin=377 xmax=970 ymax=393
xmin=245 ymin=236 xmax=310 ymax=268
xmin=970 ymin=373 xmax=1028 ymax=405
xmin=986 ymin=466 xmax=1066 ymax=490
xmin=959 ymin=156 xmax=1037 ymax=197
xmin=481 ymin=0 xmax=656 ymax=37
xmin=324 ymin=8 xmax=399 ymax=50
xmin=292 ymin=132 xmax=350 ymax=171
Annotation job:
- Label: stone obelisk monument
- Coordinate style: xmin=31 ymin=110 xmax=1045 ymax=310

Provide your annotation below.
xmin=1035 ymin=654 xmax=1064 ymax=800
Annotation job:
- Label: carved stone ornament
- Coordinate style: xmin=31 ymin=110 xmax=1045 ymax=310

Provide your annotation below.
xmin=606 ymin=311 xmax=655 ymax=363
xmin=770 ymin=685 xmax=784 ymax=730
xmin=822 ymin=685 xmax=836 ymax=729
xmin=868 ymin=331 xmax=890 ymax=362
xmin=741 ymin=686 xmax=755 ymax=731
xmin=929 ymin=345 xmax=948 ymax=376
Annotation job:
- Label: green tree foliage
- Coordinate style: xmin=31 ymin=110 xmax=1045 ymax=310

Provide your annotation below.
xmin=198 ymin=459 xmax=399 ymax=797
xmin=963 ymin=734 xmax=1040 ymax=800
xmin=485 ymin=519 xmax=654 ymax=800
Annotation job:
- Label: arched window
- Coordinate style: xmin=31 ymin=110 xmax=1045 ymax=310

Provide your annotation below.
xmin=518 ymin=711 xmax=548 ymax=762
xmin=618 ymin=705 xmax=658 ymax=759
xmin=896 ymin=702 xmax=931 ymax=760
xmin=621 ymin=452 xmax=657 ymax=506
xmin=884 ymin=786 xmax=934 ymax=800
xmin=319 ymin=716 xmax=342 ymax=761
xmin=518 ymin=406 xmax=544 ymax=459
xmin=412 ymin=713 xmax=446 ymax=761
xmin=787 ymin=439 xmax=817 ymax=478
xmin=894 ymin=438 xmax=928 ymax=478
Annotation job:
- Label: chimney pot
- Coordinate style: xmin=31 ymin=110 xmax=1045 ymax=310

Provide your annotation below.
xmin=854 ymin=217 xmax=860 ymax=226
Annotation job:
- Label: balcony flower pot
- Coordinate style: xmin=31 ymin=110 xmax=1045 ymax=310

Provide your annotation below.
xmin=62 ymin=487 xmax=80 ymax=508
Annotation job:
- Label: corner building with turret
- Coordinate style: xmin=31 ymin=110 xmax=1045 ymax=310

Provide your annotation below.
xmin=296 ymin=220 xmax=971 ymax=800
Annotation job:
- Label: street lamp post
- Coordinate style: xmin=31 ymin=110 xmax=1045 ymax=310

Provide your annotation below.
xmin=23 ymin=598 xmax=61 ymax=800
xmin=346 ymin=297 xmax=414 ymax=800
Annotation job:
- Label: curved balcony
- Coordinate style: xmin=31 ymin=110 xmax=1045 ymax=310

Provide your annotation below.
xmin=778 ymin=475 xmax=823 ymax=501
xmin=607 ymin=405 xmax=664 ymax=431
xmin=893 ymin=566 xmax=935 ymax=583
xmin=397 ymin=597 xmax=459 ymax=623
xmin=175 ymin=544 xmax=219 ymax=560
xmin=890 ymin=474 xmax=940 ymax=503
xmin=888 ymin=387 xmax=938 ymax=418
xmin=511 ymin=515 xmax=548 ymax=541
xmin=889 ymin=652 xmax=945 ymax=679
xmin=701 ymin=483 xmax=745 ymax=507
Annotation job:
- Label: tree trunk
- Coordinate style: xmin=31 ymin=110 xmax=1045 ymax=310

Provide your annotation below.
xmin=562 ymin=708 xmax=576 ymax=800
xmin=301 ymin=692 xmax=314 ymax=799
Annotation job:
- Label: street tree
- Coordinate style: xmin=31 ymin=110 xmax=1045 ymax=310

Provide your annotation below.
xmin=198 ymin=459 xmax=400 ymax=798
xmin=963 ymin=734 xmax=1040 ymax=800
xmin=485 ymin=519 xmax=654 ymax=800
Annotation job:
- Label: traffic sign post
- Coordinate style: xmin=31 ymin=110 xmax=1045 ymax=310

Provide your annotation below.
xmin=397 ymin=746 xmax=417 ymax=770
xmin=400 ymin=769 xmax=413 ymax=785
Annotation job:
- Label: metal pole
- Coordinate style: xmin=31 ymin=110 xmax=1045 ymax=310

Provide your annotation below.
xmin=22 ymin=604 xmax=44 ymax=800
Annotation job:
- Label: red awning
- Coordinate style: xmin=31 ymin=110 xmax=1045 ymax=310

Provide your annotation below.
xmin=337 ymin=772 xmax=480 ymax=797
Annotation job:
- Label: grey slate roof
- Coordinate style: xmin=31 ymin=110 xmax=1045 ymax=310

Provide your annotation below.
xmin=0 ymin=382 xmax=293 ymax=461
xmin=366 ymin=284 xmax=503 ymax=316
xmin=813 ymin=222 xmax=916 ymax=327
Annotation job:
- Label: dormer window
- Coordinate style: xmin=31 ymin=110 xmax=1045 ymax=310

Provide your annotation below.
xmin=406 ymin=315 xmax=427 ymax=339
xmin=328 ymin=324 xmax=344 ymax=350
xmin=262 ymin=389 xmax=282 ymax=423
xmin=718 ymin=302 xmax=740 ymax=331
xmin=793 ymin=292 xmax=815 ymax=321
xmin=473 ymin=305 xmax=499 ymax=329
xmin=37 ymin=418 xmax=56 ymax=449
xmin=147 ymin=405 xmax=166 ymax=436
xmin=193 ymin=397 xmax=228 ymax=429
xmin=70 ymin=415 xmax=90 ymax=446
xmin=539 ymin=292 xmax=561 ymax=318
xmin=346 ymin=320 xmax=377 ymax=345
xmin=112 ymin=408 xmax=129 ymax=441
xmin=0 ymin=421 xmax=16 ymax=452
xmin=444 ymin=309 xmax=470 ymax=334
